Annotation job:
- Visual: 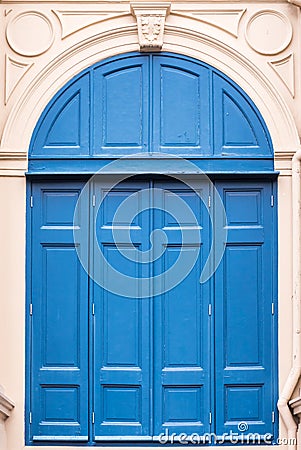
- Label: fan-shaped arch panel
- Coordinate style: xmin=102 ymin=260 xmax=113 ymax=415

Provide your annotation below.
xmin=212 ymin=73 xmax=270 ymax=156
xmin=29 ymin=53 xmax=273 ymax=171
xmin=31 ymin=73 xmax=90 ymax=156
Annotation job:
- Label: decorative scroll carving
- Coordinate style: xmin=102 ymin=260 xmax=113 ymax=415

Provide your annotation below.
xmin=131 ymin=2 xmax=170 ymax=51
xmin=140 ymin=15 xmax=163 ymax=45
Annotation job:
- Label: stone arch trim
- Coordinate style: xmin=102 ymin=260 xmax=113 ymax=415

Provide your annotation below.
xmin=1 ymin=14 xmax=299 ymax=157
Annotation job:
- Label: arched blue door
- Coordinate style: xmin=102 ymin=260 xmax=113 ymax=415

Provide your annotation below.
xmin=29 ymin=54 xmax=272 ymax=169
xmin=27 ymin=53 xmax=277 ymax=445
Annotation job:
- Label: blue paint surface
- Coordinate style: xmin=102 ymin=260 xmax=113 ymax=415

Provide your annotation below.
xmin=30 ymin=181 xmax=89 ymax=441
xmin=27 ymin=53 xmax=277 ymax=445
xmin=28 ymin=178 xmax=277 ymax=443
xmin=29 ymin=53 xmax=273 ymax=167
xmin=214 ymin=181 xmax=276 ymax=437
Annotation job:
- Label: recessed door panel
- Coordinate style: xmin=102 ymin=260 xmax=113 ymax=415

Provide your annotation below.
xmin=93 ymin=57 xmax=149 ymax=155
xmin=152 ymin=56 xmax=211 ymax=155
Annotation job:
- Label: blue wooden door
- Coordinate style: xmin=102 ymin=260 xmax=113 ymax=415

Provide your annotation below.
xmin=29 ymin=177 xmax=276 ymax=442
xmin=28 ymin=52 xmax=277 ymax=445
xmin=30 ymin=181 xmax=89 ymax=441
xmin=214 ymin=180 xmax=276 ymax=438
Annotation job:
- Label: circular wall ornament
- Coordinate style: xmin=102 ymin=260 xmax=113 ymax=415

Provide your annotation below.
xmin=6 ymin=11 xmax=54 ymax=57
xmin=245 ymin=10 xmax=292 ymax=56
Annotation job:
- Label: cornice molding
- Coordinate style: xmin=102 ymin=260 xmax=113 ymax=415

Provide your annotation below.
xmin=0 ymin=389 xmax=14 ymax=421
xmin=289 ymin=396 xmax=301 ymax=416
xmin=0 ymin=0 xmax=293 ymax=3
xmin=275 ymin=150 xmax=296 ymax=160
xmin=0 ymin=151 xmax=27 ymax=160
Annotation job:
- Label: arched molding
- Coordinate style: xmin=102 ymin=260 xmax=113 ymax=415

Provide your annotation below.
xmin=0 ymin=14 xmax=299 ymax=156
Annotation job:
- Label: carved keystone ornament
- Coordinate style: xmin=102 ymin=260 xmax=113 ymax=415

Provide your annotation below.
xmin=131 ymin=2 xmax=171 ymax=51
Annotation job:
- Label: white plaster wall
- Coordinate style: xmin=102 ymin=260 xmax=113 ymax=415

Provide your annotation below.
xmin=0 ymin=1 xmax=299 ymax=449
xmin=0 ymin=176 xmax=26 ymax=450
xmin=0 ymin=2 xmax=300 ymax=155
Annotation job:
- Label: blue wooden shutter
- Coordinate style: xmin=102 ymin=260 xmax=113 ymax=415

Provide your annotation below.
xmin=93 ymin=180 xmax=151 ymax=439
xmin=153 ymin=180 xmax=211 ymax=438
xmin=93 ymin=56 xmax=149 ymax=156
xmin=152 ymin=55 xmax=210 ymax=155
xmin=214 ymin=180 xmax=276 ymax=438
xmin=212 ymin=74 xmax=272 ymax=157
xmin=30 ymin=74 xmax=90 ymax=157
xmin=30 ymin=181 xmax=89 ymax=441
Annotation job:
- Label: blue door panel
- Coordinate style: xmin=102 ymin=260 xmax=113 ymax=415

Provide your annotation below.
xmin=31 ymin=182 xmax=89 ymax=440
xmin=93 ymin=57 xmax=149 ymax=155
xmin=93 ymin=181 xmax=151 ymax=438
xmin=213 ymin=73 xmax=272 ymax=157
xmin=153 ymin=56 xmax=210 ymax=155
xmin=41 ymin=247 xmax=81 ymax=365
xmin=30 ymin=74 xmax=90 ymax=157
xmin=225 ymin=246 xmax=263 ymax=365
xmin=153 ymin=181 xmax=211 ymax=436
xmin=29 ymin=53 xmax=273 ymax=168
xmin=215 ymin=181 xmax=275 ymax=437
